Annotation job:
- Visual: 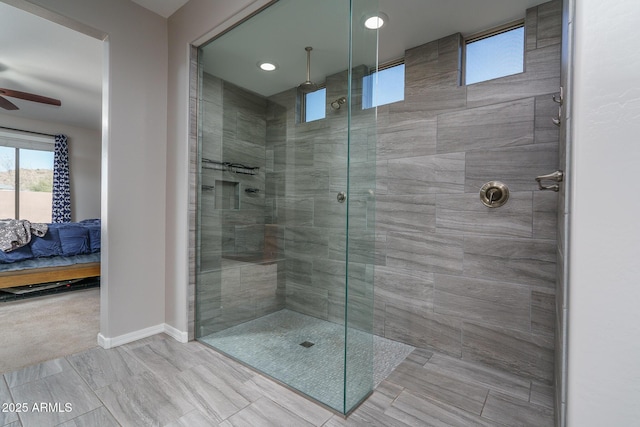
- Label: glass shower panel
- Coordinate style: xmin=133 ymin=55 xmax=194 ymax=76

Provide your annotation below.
xmin=344 ymin=0 xmax=378 ymax=412
xmin=195 ymin=0 xmax=377 ymax=414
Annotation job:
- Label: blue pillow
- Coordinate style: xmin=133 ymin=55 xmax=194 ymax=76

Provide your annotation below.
xmin=0 ymin=244 xmax=33 ymax=263
xmin=30 ymin=227 xmax=63 ymax=258
xmin=83 ymin=224 xmax=101 ymax=253
xmin=57 ymin=224 xmax=90 ymax=256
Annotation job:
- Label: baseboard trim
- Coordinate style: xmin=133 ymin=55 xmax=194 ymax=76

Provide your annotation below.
xmin=97 ymin=323 xmax=188 ymax=349
xmin=163 ymin=323 xmax=189 ymax=343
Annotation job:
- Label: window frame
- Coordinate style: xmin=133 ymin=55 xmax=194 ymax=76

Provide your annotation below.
xmin=463 ymin=19 xmax=525 ymax=86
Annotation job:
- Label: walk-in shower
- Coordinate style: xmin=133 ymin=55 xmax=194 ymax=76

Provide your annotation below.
xmin=194 ymin=0 xmax=405 ymax=414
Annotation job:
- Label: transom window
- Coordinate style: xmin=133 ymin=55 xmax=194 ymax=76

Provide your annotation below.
xmin=363 ymin=62 xmax=405 ymax=109
xmin=303 ymin=87 xmax=326 ymax=123
xmin=465 ymin=22 xmax=525 ymax=85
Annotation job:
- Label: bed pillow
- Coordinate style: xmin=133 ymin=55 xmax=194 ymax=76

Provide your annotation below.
xmin=57 ymin=224 xmax=90 ymax=256
xmin=0 ymin=244 xmax=33 ymax=263
xmin=79 ymin=219 xmax=101 ymax=253
xmin=30 ymin=227 xmax=63 ymax=258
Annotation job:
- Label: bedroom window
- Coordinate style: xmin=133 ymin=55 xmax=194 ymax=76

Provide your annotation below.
xmin=465 ymin=22 xmax=525 ymax=85
xmin=0 ymin=131 xmax=54 ymax=223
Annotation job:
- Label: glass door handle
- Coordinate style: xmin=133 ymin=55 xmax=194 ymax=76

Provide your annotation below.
xmin=337 ymin=192 xmax=346 ymax=203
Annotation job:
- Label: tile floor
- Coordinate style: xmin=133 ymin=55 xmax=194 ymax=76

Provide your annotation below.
xmin=200 ymin=309 xmax=414 ymax=412
xmin=0 ymin=334 xmax=554 ymax=427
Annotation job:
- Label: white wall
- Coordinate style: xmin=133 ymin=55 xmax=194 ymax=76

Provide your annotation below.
xmin=165 ymin=0 xmax=271 ymax=334
xmin=568 ymin=0 xmax=640 ymax=425
xmin=13 ymin=0 xmax=169 ymax=340
xmin=0 ymin=113 xmax=101 ymax=221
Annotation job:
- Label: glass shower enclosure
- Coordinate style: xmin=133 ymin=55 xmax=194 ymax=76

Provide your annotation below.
xmin=195 ymin=0 xmax=378 ymax=414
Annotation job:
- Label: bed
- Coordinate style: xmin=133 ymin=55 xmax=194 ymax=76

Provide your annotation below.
xmin=0 ymin=219 xmax=100 ymax=289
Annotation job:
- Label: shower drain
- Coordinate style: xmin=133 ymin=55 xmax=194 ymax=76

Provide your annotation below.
xmin=299 ymin=341 xmax=315 ymax=348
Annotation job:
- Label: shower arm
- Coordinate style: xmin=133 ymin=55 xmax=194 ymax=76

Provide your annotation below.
xmin=305 ymin=47 xmax=312 ymax=83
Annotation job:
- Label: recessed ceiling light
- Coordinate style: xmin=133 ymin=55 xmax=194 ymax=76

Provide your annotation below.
xmin=364 ymin=13 xmax=388 ymax=30
xmin=258 ymin=62 xmax=277 ymax=71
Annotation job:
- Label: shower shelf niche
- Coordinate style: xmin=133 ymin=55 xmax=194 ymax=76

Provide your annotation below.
xmin=201 ymin=157 xmax=259 ymax=175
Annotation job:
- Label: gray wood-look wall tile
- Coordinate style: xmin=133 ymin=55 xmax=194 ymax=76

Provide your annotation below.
xmin=436 ymin=192 xmax=533 ymax=238
xmin=533 ymin=191 xmax=558 ymax=239
xmin=374 ymin=266 xmax=434 ymax=311
xmin=462 ymin=322 xmax=554 ymax=383
xmin=401 ymin=70 xmax=467 ymax=113
xmin=525 ymin=7 xmax=538 ymax=51
xmin=535 ymin=95 xmax=561 ymax=145
xmin=434 ymin=274 xmax=531 ymax=332
xmin=285 ymin=282 xmax=328 ymax=320
xmin=387 ymin=153 xmax=465 ymax=195
xmin=482 ymin=390 xmax=554 ymax=426
xmin=536 ymin=0 xmax=562 ymax=49
xmin=328 ymin=232 xmax=384 ymax=266
xmin=311 ymin=258 xmax=346 ymax=292
xmin=386 ymin=231 xmax=464 ymax=275
xmin=377 ymin=114 xmax=437 ymax=160
xmin=384 ymin=303 xmax=462 ymax=357
xmin=465 ymin=143 xmax=558 ymax=193
xmin=531 ymin=288 xmax=556 ymax=337
xmin=376 ymin=194 xmax=436 ymax=233
xmin=284 ymin=226 xmax=329 ymax=258
xmin=464 ymin=236 xmax=556 ymax=288
xmin=274 ymin=197 xmax=313 ymax=226
xmin=437 ymin=98 xmax=535 ymax=154
xmin=530 ymin=380 xmax=555 ymax=409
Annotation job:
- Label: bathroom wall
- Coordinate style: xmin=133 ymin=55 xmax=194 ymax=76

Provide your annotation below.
xmin=373 ymin=0 xmax=561 ymax=385
xmin=264 ymin=65 xmax=377 ymax=329
xmin=196 ymin=0 xmax=561 ymax=386
xmin=196 ymin=72 xmax=285 ymax=336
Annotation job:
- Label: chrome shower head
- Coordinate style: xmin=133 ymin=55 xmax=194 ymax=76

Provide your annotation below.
xmin=331 ymin=96 xmax=347 ymax=110
xmin=298 ymin=47 xmax=318 ymax=93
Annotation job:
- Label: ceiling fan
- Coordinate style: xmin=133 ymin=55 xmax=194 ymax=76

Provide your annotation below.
xmin=0 ymin=88 xmax=61 ymax=110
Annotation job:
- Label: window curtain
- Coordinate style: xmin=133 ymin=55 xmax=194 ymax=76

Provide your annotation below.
xmin=52 ymin=134 xmax=71 ymax=223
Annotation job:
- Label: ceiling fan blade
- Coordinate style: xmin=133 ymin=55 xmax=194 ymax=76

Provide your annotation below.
xmin=0 ymin=88 xmax=61 ymax=106
xmin=0 ymin=95 xmax=19 ymax=110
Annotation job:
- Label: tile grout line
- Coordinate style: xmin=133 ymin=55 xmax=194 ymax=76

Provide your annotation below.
xmin=63 ymin=352 xmax=124 ymax=427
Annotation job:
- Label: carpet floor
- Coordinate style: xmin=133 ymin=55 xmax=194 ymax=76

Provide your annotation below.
xmin=0 ymin=288 xmax=99 ymax=374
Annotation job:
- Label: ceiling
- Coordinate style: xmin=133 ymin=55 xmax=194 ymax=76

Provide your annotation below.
xmin=201 ymin=0 xmax=548 ymax=97
xmin=130 ymin=0 xmax=189 ymax=18
xmin=0 ymin=0 xmax=548 ymax=130
xmin=0 ymin=2 xmax=102 ymax=130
